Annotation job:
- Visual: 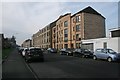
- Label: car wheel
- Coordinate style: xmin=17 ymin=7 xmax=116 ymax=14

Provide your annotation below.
xmin=93 ymin=56 xmax=97 ymax=60
xmin=107 ymin=57 xmax=112 ymax=62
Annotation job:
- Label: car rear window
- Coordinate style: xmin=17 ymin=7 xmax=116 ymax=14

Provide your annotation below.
xmin=30 ymin=48 xmax=41 ymax=52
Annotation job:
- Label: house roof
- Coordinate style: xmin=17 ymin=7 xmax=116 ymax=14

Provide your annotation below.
xmin=72 ymin=6 xmax=105 ymax=19
xmin=56 ymin=13 xmax=71 ymax=21
xmin=109 ymin=27 xmax=120 ymax=32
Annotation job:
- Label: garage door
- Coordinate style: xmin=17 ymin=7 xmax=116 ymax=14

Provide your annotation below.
xmin=82 ymin=43 xmax=93 ymax=51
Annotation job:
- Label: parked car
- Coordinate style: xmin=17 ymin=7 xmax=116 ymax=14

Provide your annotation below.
xmin=59 ymin=48 xmax=75 ymax=56
xmin=47 ymin=48 xmax=57 ymax=53
xmin=93 ymin=48 xmax=120 ymax=62
xmin=73 ymin=48 xmax=93 ymax=58
xmin=41 ymin=48 xmax=47 ymax=52
xmin=22 ymin=48 xmax=28 ymax=57
xmin=18 ymin=47 xmax=24 ymax=55
xmin=25 ymin=47 xmax=44 ymax=63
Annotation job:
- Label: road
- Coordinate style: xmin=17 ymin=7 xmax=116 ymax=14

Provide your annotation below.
xmin=29 ymin=52 xmax=120 ymax=78
xmin=2 ymin=49 xmax=120 ymax=79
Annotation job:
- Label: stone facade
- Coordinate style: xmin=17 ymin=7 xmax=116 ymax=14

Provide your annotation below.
xmin=32 ymin=6 xmax=106 ymax=49
xmin=22 ymin=39 xmax=32 ymax=48
xmin=32 ymin=24 xmax=51 ymax=48
xmin=52 ymin=13 xmax=71 ymax=49
xmin=70 ymin=7 xmax=106 ymax=48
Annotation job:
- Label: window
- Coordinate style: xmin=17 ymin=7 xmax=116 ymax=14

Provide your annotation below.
xmin=76 ymin=34 xmax=79 ymax=41
xmin=71 ymin=44 xmax=74 ymax=48
xmin=64 ymin=21 xmax=68 ymax=27
xmin=96 ymin=49 xmax=102 ymax=53
xmin=54 ymin=28 xmax=56 ymax=33
xmin=76 ymin=25 xmax=80 ymax=32
xmin=64 ymin=44 xmax=68 ymax=48
xmin=54 ymin=34 xmax=55 ymax=38
xmin=64 ymin=29 xmax=68 ymax=34
xmin=76 ymin=15 xmax=81 ymax=22
xmin=64 ymin=37 xmax=68 ymax=42
xmin=64 ymin=34 xmax=68 ymax=37
xmin=64 ymin=29 xmax=68 ymax=42
xmin=108 ymin=49 xmax=116 ymax=54
xmin=73 ymin=26 xmax=75 ymax=31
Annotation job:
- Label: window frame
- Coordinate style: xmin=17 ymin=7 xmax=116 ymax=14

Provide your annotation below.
xmin=64 ymin=21 xmax=68 ymax=27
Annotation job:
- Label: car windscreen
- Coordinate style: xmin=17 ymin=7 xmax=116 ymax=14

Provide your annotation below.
xmin=107 ymin=49 xmax=116 ymax=54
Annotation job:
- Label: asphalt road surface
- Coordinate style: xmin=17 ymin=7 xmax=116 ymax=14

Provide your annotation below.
xmin=29 ymin=52 xmax=120 ymax=78
xmin=2 ymin=49 xmax=120 ymax=79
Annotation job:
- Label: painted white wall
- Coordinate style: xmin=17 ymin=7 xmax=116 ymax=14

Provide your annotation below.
xmin=82 ymin=37 xmax=120 ymax=53
xmin=107 ymin=37 xmax=119 ymax=53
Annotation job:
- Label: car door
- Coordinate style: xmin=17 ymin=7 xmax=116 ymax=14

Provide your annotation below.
xmin=99 ymin=49 xmax=109 ymax=59
xmin=74 ymin=49 xmax=79 ymax=56
xmin=98 ymin=49 xmax=106 ymax=59
xmin=102 ymin=49 xmax=109 ymax=59
xmin=77 ymin=49 xmax=82 ymax=56
xmin=95 ymin=49 xmax=102 ymax=59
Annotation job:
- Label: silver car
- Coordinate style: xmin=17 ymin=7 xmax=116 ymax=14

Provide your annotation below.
xmin=93 ymin=48 xmax=120 ymax=62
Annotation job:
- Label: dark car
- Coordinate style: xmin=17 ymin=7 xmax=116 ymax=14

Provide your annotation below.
xmin=73 ymin=48 xmax=93 ymax=58
xmin=25 ymin=47 xmax=44 ymax=63
xmin=18 ymin=48 xmax=24 ymax=55
xmin=59 ymin=48 xmax=75 ymax=56
xmin=47 ymin=48 xmax=57 ymax=53
xmin=18 ymin=47 xmax=24 ymax=55
xmin=41 ymin=48 xmax=47 ymax=52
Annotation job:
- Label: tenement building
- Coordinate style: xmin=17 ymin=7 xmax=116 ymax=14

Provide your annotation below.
xmin=32 ymin=24 xmax=51 ymax=48
xmin=52 ymin=13 xmax=71 ymax=49
xmin=70 ymin=6 xmax=106 ymax=48
xmin=32 ymin=6 xmax=106 ymax=49
xmin=22 ymin=39 xmax=32 ymax=48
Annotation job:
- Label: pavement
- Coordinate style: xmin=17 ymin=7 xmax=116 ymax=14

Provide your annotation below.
xmin=2 ymin=49 xmax=36 ymax=80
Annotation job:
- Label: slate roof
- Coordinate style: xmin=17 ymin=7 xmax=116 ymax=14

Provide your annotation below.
xmin=72 ymin=6 xmax=105 ymax=19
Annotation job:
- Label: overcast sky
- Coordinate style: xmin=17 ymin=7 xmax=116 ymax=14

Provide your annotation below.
xmin=1 ymin=1 xmax=119 ymax=45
